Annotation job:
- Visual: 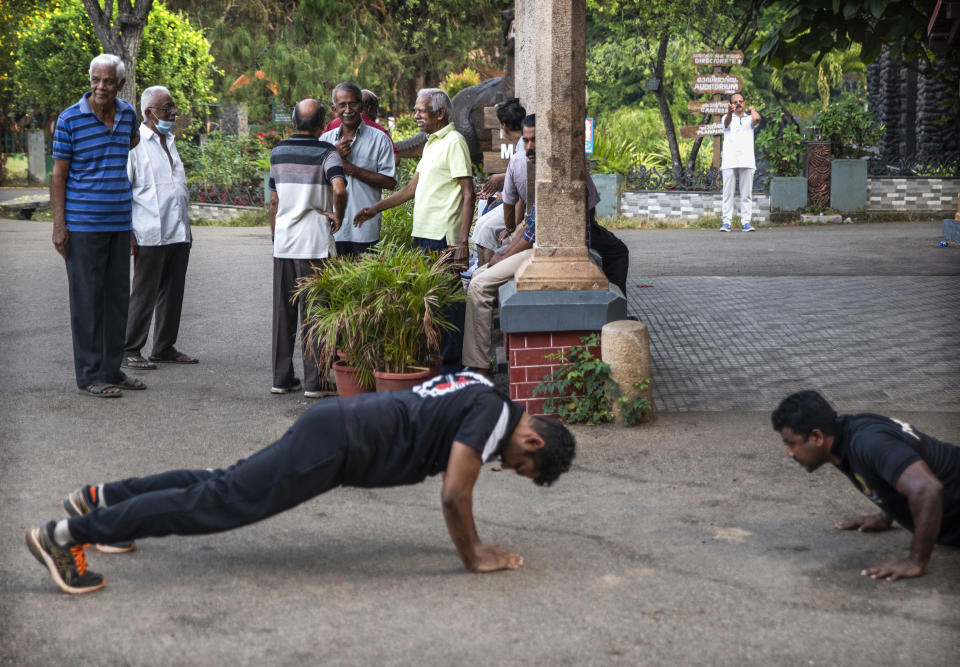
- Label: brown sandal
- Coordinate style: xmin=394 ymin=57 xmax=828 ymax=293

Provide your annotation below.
xmin=78 ymin=382 xmax=121 ymax=398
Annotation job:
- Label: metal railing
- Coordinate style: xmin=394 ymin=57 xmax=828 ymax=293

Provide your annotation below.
xmin=189 ymin=184 xmax=264 ymax=208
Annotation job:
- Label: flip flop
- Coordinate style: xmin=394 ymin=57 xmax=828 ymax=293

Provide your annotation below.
xmin=122 ymin=355 xmax=157 ymax=370
xmin=149 ymin=349 xmax=199 ymax=364
xmin=78 ymin=382 xmax=122 ymax=398
xmin=114 ymin=377 xmax=147 ymax=390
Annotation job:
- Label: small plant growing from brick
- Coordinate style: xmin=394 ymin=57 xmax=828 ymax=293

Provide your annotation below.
xmin=533 ymin=334 xmax=652 ymax=426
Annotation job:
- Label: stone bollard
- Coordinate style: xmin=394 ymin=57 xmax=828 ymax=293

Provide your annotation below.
xmin=601 ymin=319 xmax=653 ymax=423
xmin=27 ymin=130 xmax=45 ymax=185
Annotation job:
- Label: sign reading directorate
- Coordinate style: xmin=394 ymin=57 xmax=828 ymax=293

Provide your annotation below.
xmin=272 ymin=104 xmax=293 ymax=123
xmin=687 ymin=100 xmax=731 ymax=115
xmin=691 ymin=51 xmax=744 ymax=66
xmin=690 ymin=74 xmax=742 ymax=95
xmin=585 ymin=117 xmax=594 ymax=154
xmin=679 ymin=123 xmax=724 ymax=139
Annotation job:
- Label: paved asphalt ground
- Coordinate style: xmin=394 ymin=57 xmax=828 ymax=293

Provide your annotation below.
xmin=1 ymin=212 xmax=958 ymax=665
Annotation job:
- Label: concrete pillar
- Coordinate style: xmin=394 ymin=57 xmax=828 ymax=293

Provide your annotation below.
xmin=601 ymin=320 xmax=653 ymax=423
xmin=514 ymin=0 xmax=536 ymax=114
xmin=513 ymin=0 xmax=608 ymax=291
xmin=27 ymin=131 xmax=45 ymax=185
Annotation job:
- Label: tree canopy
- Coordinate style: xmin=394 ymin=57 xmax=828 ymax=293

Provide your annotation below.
xmin=11 ymin=0 xmax=216 ymax=127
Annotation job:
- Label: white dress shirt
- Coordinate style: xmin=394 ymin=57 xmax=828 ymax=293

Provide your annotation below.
xmin=720 ymin=113 xmax=756 ymax=170
xmin=127 ymin=123 xmax=190 ymax=245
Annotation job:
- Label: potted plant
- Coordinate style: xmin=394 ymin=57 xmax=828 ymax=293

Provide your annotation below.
xmin=298 ymin=244 xmax=465 ymax=396
xmin=813 ymin=95 xmax=884 ymax=212
xmin=755 ymin=108 xmax=808 ymax=212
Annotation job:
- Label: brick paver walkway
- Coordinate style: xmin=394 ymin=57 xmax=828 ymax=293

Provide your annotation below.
xmin=627 ymin=275 xmax=960 ymax=412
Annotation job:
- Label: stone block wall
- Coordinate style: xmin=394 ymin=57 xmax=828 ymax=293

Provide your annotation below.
xmin=620 ymin=191 xmax=771 ymax=222
xmin=867 ymin=178 xmax=959 ymax=211
xmin=506 ymin=330 xmax=598 ymax=416
xmin=618 ymin=178 xmax=959 ymax=222
xmin=188 ymin=203 xmax=258 ymax=222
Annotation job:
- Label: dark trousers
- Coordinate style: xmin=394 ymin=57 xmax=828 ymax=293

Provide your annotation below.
xmin=273 ymin=257 xmax=326 ymax=391
xmin=68 ymin=402 xmax=349 ymax=545
xmin=335 ymin=240 xmax=377 ymax=257
xmin=412 ymin=237 xmax=465 ymax=372
xmin=64 ymin=231 xmax=130 ymax=388
xmin=590 ymin=221 xmax=629 ymax=295
xmin=125 ymin=242 xmax=190 ymax=357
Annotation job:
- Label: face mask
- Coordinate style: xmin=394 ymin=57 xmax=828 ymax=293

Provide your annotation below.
xmin=155 ymin=119 xmax=175 ymax=135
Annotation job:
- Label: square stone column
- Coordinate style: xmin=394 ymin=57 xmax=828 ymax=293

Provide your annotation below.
xmin=513 ymin=0 xmax=608 ymax=291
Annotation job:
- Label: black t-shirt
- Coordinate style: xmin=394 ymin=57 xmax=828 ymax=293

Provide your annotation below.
xmin=831 ymin=413 xmax=960 ymax=545
xmin=338 ymin=372 xmax=524 ymax=488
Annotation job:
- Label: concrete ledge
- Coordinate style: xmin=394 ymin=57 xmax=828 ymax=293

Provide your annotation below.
xmin=944 ymin=219 xmax=960 ymax=242
xmin=498 ymin=280 xmax=626 ymax=333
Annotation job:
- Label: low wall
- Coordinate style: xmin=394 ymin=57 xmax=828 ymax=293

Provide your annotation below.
xmin=867 ymin=178 xmax=959 ymax=211
xmin=188 ymin=203 xmax=260 ymax=222
xmin=619 ymin=177 xmax=959 ymax=222
xmin=621 ymin=191 xmax=770 ymax=222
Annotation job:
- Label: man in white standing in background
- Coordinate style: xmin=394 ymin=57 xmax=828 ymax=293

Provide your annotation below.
xmin=123 ymin=85 xmax=198 ymax=370
xmin=720 ymin=92 xmax=761 ymax=233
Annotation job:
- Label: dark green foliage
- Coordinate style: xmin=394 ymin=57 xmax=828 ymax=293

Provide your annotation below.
xmin=534 ymin=334 xmax=652 ymax=426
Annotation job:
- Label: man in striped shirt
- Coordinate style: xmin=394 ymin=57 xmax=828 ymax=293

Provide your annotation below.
xmin=269 ymin=98 xmax=347 ymax=397
xmin=51 ymin=54 xmax=145 ymax=398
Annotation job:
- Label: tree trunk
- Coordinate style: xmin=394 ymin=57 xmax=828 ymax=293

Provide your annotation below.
xmin=80 ymin=0 xmax=154 ymax=105
xmin=651 ymin=31 xmax=682 ymax=179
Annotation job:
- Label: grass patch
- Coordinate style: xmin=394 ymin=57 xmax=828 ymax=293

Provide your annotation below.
xmin=190 ymin=208 xmax=269 ymax=227
xmin=600 ymin=214 xmax=725 ymax=230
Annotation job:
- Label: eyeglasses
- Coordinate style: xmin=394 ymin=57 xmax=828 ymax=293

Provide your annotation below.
xmin=335 ymin=100 xmax=362 ymax=111
xmin=148 ymin=105 xmax=179 ymax=116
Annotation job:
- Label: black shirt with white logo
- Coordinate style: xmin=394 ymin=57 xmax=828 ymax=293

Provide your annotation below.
xmin=831 ymin=413 xmax=960 ymax=545
xmin=338 ymin=372 xmax=524 ymax=488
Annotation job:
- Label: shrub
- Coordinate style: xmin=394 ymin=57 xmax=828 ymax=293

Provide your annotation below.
xmin=441 ymin=67 xmax=481 ymax=99
xmin=813 ymin=94 xmax=883 ymax=159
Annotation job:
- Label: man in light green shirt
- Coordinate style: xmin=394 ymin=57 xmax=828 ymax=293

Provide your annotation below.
xmin=354 ymin=88 xmax=474 ymax=262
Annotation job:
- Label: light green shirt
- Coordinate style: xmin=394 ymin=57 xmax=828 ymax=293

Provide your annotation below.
xmin=413 ymin=122 xmax=472 ymax=244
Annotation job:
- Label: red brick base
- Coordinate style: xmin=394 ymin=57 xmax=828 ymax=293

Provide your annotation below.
xmin=506 ymin=330 xmax=600 ymax=416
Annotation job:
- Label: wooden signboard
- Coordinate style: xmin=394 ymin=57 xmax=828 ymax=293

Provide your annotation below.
xmin=691 ymin=74 xmax=742 ymax=94
xmin=482 ymin=106 xmax=510 ymax=173
xmin=691 ymin=51 xmax=744 ymax=67
xmin=679 ymin=123 xmax=724 ymax=139
xmin=687 ymin=100 xmax=731 ymax=115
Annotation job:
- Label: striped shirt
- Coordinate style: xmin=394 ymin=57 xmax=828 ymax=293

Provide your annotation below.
xmin=269 ymin=135 xmax=345 ymax=259
xmin=52 ymin=92 xmax=139 ymax=232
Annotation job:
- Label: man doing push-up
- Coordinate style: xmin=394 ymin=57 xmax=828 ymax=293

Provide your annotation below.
xmin=25 ymin=372 xmax=575 ymax=594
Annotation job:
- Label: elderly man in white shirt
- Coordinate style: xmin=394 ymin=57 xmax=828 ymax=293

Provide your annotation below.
xmin=123 ymin=85 xmax=198 ymax=370
xmin=719 ymin=92 xmax=761 ymax=233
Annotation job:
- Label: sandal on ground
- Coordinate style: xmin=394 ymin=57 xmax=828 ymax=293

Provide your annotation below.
xmin=122 ymin=354 xmax=157 ymax=370
xmin=78 ymin=382 xmax=122 ymax=398
xmin=114 ymin=376 xmax=147 ymax=390
xmin=149 ymin=348 xmax=199 ymax=364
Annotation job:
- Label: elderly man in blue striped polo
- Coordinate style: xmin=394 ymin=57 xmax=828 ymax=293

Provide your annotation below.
xmin=51 ymin=54 xmax=146 ymax=397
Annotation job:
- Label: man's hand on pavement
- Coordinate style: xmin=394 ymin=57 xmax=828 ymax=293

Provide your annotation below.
xmin=471 ymin=543 xmax=524 ymax=572
xmin=861 ymin=557 xmax=924 ymax=582
xmin=834 ymin=514 xmax=893 ymax=533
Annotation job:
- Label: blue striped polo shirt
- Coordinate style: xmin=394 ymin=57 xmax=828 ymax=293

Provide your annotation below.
xmin=52 ymin=92 xmax=138 ymax=232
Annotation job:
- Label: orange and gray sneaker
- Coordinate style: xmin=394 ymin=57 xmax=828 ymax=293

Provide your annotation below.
xmin=25 ymin=521 xmax=105 ymax=594
xmin=63 ymin=486 xmax=136 ymax=554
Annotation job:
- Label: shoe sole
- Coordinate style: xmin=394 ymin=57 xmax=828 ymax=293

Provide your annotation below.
xmin=719 ymin=228 xmax=731 ymax=232
xmin=271 ymin=385 xmax=302 ymax=394
xmin=24 ymin=529 xmax=105 ymax=595
xmin=63 ymin=495 xmax=136 ymax=554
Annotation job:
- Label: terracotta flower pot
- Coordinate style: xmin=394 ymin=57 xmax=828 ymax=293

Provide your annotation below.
xmin=421 ymin=355 xmax=443 ymax=377
xmin=333 ymin=360 xmax=373 ymax=398
xmin=373 ymin=366 xmax=432 ymax=392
